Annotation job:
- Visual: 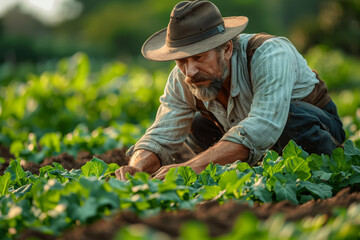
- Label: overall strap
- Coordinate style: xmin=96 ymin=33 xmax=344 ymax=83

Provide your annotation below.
xmin=246 ymin=33 xmax=331 ymax=109
xmin=195 ymin=97 xmax=225 ymax=134
xmin=195 ymin=33 xmax=273 ymax=133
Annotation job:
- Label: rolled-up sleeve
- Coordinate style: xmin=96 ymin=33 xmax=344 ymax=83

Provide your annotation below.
xmin=127 ymin=68 xmax=196 ymax=166
xmin=222 ymin=38 xmax=297 ymax=164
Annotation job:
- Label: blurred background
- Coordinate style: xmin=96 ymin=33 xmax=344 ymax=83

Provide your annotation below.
xmin=0 ymin=0 xmax=359 ymax=160
xmin=1 ymin=0 xmax=359 ymax=66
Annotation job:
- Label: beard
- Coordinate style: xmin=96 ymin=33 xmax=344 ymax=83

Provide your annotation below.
xmin=186 ymin=59 xmax=229 ymax=101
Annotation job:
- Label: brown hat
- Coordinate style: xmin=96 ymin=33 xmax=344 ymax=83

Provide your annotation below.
xmin=141 ymin=0 xmax=248 ymax=61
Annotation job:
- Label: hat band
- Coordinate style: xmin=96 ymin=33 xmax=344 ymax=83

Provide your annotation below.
xmin=166 ymin=23 xmax=225 ymax=48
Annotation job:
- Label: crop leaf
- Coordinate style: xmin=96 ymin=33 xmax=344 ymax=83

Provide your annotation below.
xmin=75 ymin=197 xmax=98 ymax=223
xmin=344 ymin=140 xmax=360 ymax=156
xmin=329 ymin=148 xmax=351 ymax=173
xmin=219 ymin=170 xmax=238 ymax=190
xmin=198 ymin=185 xmax=222 ymax=200
xmin=299 ymin=195 xmax=314 ymax=204
xmin=284 ymin=156 xmax=311 ymax=180
xmin=282 ymin=140 xmax=309 ymax=160
xmin=298 ymin=181 xmax=332 ymax=199
xmin=306 ymin=154 xmax=325 ymax=171
xmin=349 ymin=173 xmax=360 ymax=185
xmin=177 ymin=166 xmax=197 ymax=186
xmin=5 ymin=160 xmax=26 ymax=182
xmin=251 ymin=176 xmax=272 ymax=203
xmin=104 ymin=163 xmax=120 ymax=177
xmin=267 ymin=172 xmax=293 ymax=189
xmin=197 ymin=163 xmax=218 ymax=186
xmin=164 ymin=167 xmax=178 ymax=183
xmin=263 ymin=157 xmax=285 ymax=179
xmin=263 ymin=150 xmax=279 ymax=162
xmin=236 ymin=162 xmax=251 ymax=172
xmin=39 ymin=132 xmax=62 ymax=154
xmin=0 ymin=172 xmax=11 ymax=196
xmin=81 ymin=157 xmax=108 ymax=178
xmin=274 ymin=180 xmax=298 ymax=204
xmin=311 ymin=171 xmax=332 ymax=181
xmin=9 ymin=140 xmax=24 ymax=158
xmin=12 ymin=184 xmax=33 ymax=198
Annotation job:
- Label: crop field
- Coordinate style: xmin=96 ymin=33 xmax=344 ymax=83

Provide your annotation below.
xmin=1 ymin=50 xmax=360 ymax=240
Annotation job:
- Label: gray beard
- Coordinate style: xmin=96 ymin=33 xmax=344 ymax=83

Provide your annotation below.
xmin=188 ymin=62 xmax=229 ymax=102
xmin=189 ymin=79 xmax=222 ymax=101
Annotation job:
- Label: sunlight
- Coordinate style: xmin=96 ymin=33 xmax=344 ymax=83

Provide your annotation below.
xmin=28 ymin=0 xmax=56 ymax=12
xmin=0 ymin=0 xmax=82 ymax=25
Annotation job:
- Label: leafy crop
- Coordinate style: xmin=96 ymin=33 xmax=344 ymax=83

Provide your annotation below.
xmin=9 ymin=123 xmax=143 ymax=163
xmin=0 ymin=53 xmax=166 ymax=148
xmin=116 ymin=202 xmax=360 ymax=240
xmin=1 ymin=140 xmax=360 ymax=239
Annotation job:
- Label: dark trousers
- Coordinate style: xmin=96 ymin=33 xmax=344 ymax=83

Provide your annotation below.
xmin=186 ymin=100 xmax=346 ymax=156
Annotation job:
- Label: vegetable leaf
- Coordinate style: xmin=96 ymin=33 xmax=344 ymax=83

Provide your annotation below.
xmin=274 ymin=180 xmax=298 ymax=204
xmin=284 ymin=156 xmax=311 ymax=180
xmin=81 ymin=157 xmax=108 ymax=178
xmin=0 ymin=172 xmax=11 ymax=196
xmin=282 ymin=140 xmax=309 ymax=160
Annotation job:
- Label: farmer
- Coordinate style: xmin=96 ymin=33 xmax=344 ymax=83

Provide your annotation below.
xmin=115 ymin=0 xmax=345 ymax=180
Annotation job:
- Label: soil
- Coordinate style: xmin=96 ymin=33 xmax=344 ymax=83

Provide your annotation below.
xmin=1 ymin=145 xmax=360 ymax=239
xmin=17 ymin=187 xmax=360 ymax=240
xmin=0 ymin=145 xmax=130 ymax=176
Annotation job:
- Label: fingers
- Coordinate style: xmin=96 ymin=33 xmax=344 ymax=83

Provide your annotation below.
xmin=115 ymin=166 xmax=139 ymax=181
xmin=151 ymin=167 xmax=168 ymax=180
xmin=116 ymin=165 xmax=171 ymax=181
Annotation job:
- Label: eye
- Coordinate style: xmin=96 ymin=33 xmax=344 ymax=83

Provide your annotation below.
xmin=193 ymin=55 xmax=203 ymax=61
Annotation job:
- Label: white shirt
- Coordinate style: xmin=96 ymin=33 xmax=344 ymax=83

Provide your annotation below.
xmin=127 ymin=34 xmax=319 ymax=166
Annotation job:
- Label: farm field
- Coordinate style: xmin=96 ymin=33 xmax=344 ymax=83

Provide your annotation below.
xmin=1 ymin=50 xmax=360 ymax=240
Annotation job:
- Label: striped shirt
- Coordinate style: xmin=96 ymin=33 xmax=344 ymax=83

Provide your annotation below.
xmin=127 ymin=33 xmax=319 ymax=166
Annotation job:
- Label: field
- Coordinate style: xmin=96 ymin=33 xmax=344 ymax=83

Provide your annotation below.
xmin=1 ymin=49 xmax=360 ymax=240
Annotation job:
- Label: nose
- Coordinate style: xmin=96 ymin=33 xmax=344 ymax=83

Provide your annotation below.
xmin=184 ymin=59 xmax=198 ymax=78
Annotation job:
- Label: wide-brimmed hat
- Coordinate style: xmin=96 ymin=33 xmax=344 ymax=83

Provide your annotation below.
xmin=141 ymin=0 xmax=248 ymax=61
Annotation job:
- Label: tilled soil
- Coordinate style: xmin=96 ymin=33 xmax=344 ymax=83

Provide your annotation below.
xmin=17 ymin=187 xmax=360 ymax=240
xmin=0 ymin=145 xmax=130 ymax=175
xmin=2 ymin=145 xmax=360 ymax=239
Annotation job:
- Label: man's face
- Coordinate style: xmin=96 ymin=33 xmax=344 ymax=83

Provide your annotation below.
xmin=175 ymin=44 xmax=231 ymax=101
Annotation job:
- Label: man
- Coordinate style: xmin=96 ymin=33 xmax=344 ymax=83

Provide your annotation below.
xmin=115 ymin=0 xmax=345 ymax=180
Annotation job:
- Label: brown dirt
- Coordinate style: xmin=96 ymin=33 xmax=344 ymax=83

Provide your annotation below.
xmin=3 ymin=145 xmax=360 ymax=239
xmin=0 ymin=145 xmax=130 ymax=175
xmin=17 ymin=186 xmax=360 ymax=240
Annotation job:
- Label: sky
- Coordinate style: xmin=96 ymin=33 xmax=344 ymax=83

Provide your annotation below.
xmin=0 ymin=0 xmax=82 ymax=25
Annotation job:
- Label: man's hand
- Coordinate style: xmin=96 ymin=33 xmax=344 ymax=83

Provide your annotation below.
xmin=151 ymin=164 xmax=179 ymax=180
xmin=152 ymin=141 xmax=249 ymax=180
xmin=115 ymin=166 xmax=141 ymax=181
xmin=115 ymin=149 xmax=161 ymax=181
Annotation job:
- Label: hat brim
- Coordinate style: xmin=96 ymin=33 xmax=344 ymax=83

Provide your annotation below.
xmin=141 ymin=16 xmax=248 ymax=61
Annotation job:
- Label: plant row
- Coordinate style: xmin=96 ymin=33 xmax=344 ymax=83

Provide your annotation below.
xmin=1 ymin=140 xmax=360 ymax=239
xmin=116 ymin=202 xmax=360 ymax=240
xmin=0 ymin=53 xmax=166 ymax=147
xmin=8 ymin=122 xmax=143 ymax=163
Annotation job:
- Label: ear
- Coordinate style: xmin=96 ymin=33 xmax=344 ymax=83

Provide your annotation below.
xmin=224 ymin=40 xmax=233 ymax=61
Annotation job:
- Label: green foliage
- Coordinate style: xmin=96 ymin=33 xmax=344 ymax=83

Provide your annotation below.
xmin=0 ymin=53 xmax=166 ymax=156
xmin=0 ymin=52 xmax=168 ymax=163
xmin=1 ymin=140 xmax=360 ymax=238
xmin=305 ymin=45 xmax=360 ymax=91
xmin=116 ymin=202 xmax=360 ymax=240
